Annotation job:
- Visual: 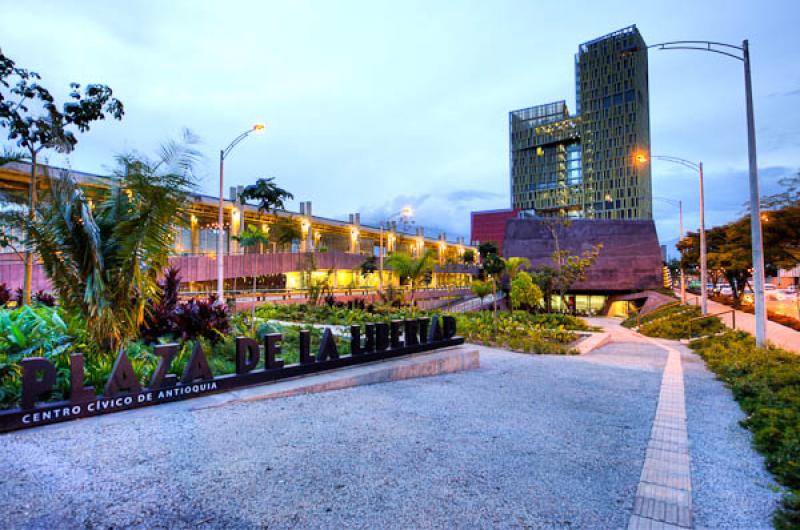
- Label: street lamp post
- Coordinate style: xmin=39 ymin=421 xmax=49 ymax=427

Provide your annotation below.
xmin=639 ymin=154 xmax=707 ymax=313
xmin=378 ymin=207 xmax=413 ymax=291
xmin=217 ymin=124 xmax=265 ymax=301
xmin=647 ymin=39 xmax=766 ymax=344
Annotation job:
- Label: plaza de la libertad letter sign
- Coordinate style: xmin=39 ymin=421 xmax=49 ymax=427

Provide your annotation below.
xmin=0 ymin=316 xmax=463 ymax=433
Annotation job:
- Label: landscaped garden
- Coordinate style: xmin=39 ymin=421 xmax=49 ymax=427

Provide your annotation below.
xmin=256 ymin=302 xmax=594 ymax=355
xmin=622 ymin=302 xmax=726 ymax=339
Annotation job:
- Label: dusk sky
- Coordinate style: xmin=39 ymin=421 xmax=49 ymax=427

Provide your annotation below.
xmin=2 ymin=0 xmax=799 ymax=252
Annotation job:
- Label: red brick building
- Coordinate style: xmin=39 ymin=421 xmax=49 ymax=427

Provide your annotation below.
xmin=470 ymin=208 xmax=518 ymax=249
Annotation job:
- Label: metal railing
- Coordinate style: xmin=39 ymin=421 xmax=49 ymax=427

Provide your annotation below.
xmin=688 ymin=309 xmax=736 ymax=338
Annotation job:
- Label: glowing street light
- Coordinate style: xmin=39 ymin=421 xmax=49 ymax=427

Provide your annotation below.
xmin=217 ymin=123 xmax=266 ymax=301
xmin=637 ymin=154 xmax=707 ymax=314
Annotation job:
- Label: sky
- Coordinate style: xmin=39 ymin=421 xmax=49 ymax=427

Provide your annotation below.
xmin=2 ymin=0 xmax=799 ymax=252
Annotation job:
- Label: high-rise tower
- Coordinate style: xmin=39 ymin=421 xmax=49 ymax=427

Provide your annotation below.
xmin=510 ymin=25 xmax=651 ymax=219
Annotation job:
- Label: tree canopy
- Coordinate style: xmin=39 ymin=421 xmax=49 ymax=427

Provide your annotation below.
xmin=239 ymin=177 xmax=294 ymax=213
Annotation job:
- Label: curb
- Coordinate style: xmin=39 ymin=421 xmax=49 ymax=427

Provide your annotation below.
xmin=192 ymin=346 xmax=481 ymax=410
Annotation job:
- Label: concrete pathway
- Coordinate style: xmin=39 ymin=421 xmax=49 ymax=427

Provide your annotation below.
xmin=683 ymin=292 xmax=800 ymax=353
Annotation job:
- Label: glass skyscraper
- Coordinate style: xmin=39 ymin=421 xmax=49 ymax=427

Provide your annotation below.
xmin=510 ymin=25 xmax=651 ymax=219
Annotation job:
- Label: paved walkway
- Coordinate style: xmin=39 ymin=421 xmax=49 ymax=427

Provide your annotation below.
xmin=683 ymin=292 xmax=800 ymax=353
xmin=0 ymin=323 xmax=780 ymax=528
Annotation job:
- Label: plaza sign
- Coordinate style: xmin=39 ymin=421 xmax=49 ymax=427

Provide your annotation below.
xmin=0 ymin=316 xmax=463 ymax=433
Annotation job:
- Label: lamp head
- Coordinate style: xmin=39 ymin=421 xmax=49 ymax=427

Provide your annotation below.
xmin=401 ymin=206 xmax=413 ymax=218
xmin=253 ymin=123 xmax=266 ymax=133
xmin=634 ymin=152 xmax=649 ymax=164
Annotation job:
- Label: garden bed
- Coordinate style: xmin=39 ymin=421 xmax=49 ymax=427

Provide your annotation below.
xmin=255 ymin=304 xmax=593 ymax=355
xmin=622 ymin=303 xmax=725 ymax=339
xmin=0 ymin=304 xmax=346 ymax=410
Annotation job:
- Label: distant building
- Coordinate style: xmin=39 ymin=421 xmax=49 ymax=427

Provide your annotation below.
xmin=470 ymin=208 xmax=518 ymax=249
xmin=509 ymin=25 xmax=651 ymax=220
xmin=0 ymin=162 xmax=477 ymax=295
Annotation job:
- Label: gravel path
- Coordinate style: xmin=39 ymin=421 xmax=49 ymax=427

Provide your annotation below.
xmin=675 ymin=341 xmax=782 ymax=528
xmin=0 ymin=335 xmax=780 ymax=529
xmin=0 ymin=344 xmax=664 ymax=529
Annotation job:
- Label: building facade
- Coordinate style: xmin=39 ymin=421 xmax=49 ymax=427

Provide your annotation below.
xmin=469 ymin=208 xmax=518 ymax=248
xmin=0 ymin=162 xmax=477 ymax=295
xmin=510 ymin=25 xmax=651 ymax=220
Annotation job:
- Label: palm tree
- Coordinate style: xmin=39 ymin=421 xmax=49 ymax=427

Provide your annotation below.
xmin=385 ymin=249 xmax=434 ymax=306
xmin=239 ymin=177 xmax=294 ymax=212
xmin=20 ymin=133 xmax=199 ymax=353
xmin=470 ymin=279 xmax=493 ymax=308
xmin=269 ymin=216 xmax=302 ymax=252
xmin=505 ymin=256 xmax=531 ymax=281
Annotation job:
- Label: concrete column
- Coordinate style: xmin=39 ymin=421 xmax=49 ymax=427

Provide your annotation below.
xmin=190 ymin=215 xmax=200 ymax=254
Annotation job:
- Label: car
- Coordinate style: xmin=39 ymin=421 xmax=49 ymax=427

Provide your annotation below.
xmin=776 ymin=288 xmax=798 ymax=301
xmin=720 ymin=285 xmax=733 ymax=296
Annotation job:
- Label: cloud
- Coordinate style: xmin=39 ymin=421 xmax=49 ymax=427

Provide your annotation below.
xmin=769 ymin=87 xmax=800 ymax=97
xmin=356 ymin=188 xmax=506 ymax=241
xmin=445 ymin=189 xmax=505 ymax=202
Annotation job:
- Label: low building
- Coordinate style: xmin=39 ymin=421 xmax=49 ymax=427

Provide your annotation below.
xmin=503 ymin=218 xmax=666 ymax=315
xmin=470 ymin=208 xmax=518 ymax=249
xmin=0 ymin=162 xmax=477 ymax=297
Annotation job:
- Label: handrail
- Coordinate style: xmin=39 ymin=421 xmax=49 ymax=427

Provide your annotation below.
xmin=688 ymin=309 xmax=736 ymax=338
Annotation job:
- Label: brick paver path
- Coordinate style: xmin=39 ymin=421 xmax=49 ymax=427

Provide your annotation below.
xmin=588 ymin=318 xmax=694 ymax=529
xmin=628 ymin=337 xmax=692 ymax=529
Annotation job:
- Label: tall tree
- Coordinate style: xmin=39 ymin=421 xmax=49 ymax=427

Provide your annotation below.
xmin=510 ymin=271 xmax=543 ymax=312
xmin=470 ymin=279 xmax=493 ymax=307
xmin=239 ymin=177 xmax=294 ymax=213
xmin=0 ymin=49 xmax=124 ymax=304
xmin=269 ymin=216 xmax=302 ymax=252
xmin=678 ymin=206 xmax=800 ymax=306
xmin=482 ymin=252 xmax=506 ymax=316
xmin=478 ymin=241 xmax=498 ymax=261
xmin=505 ymin=256 xmax=531 ymax=281
xmin=19 ymin=134 xmax=198 ymax=353
xmin=385 ymin=250 xmax=434 ymax=306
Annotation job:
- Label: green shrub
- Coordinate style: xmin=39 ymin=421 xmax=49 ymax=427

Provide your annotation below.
xmin=256 ymin=304 xmax=590 ymax=355
xmin=623 ymin=303 xmax=725 ymax=339
xmin=691 ymin=331 xmax=800 ymax=527
xmin=0 ymin=305 xmax=348 ymax=409
xmin=454 ymin=311 xmax=581 ymax=355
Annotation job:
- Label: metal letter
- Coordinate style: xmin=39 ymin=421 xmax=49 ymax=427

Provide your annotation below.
xmin=427 ymin=316 xmax=443 ymax=343
xmin=443 ymin=315 xmax=456 ymax=339
xmin=105 ymin=350 xmax=142 ymax=397
xmin=21 ymin=357 xmax=57 ymax=410
xmin=299 ymin=329 xmax=314 ymax=364
xmin=350 ymin=325 xmax=362 ymax=355
xmin=404 ymin=320 xmax=419 ymax=347
xmin=181 ymin=342 xmax=213 ymax=384
xmin=150 ymin=344 xmax=179 ymax=389
xmin=390 ymin=320 xmax=404 ymax=349
xmin=265 ymin=333 xmax=285 ymax=369
xmin=364 ymin=323 xmax=376 ymax=353
xmin=235 ymin=337 xmax=260 ymax=374
xmin=417 ymin=318 xmax=429 ymax=344
xmin=69 ymin=353 xmax=95 ymax=402
xmin=375 ymin=322 xmax=390 ymax=351
xmin=316 ymin=328 xmax=340 ymax=362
